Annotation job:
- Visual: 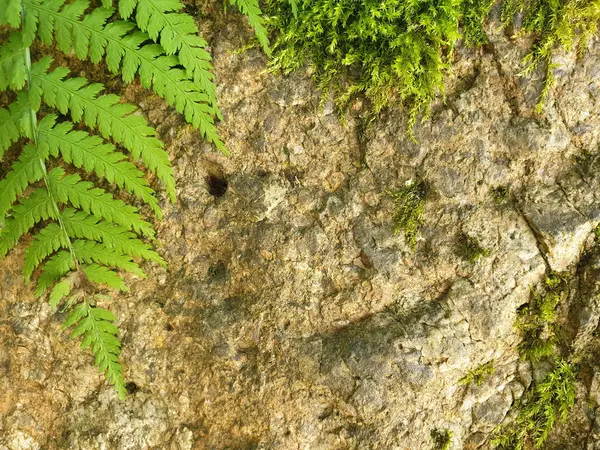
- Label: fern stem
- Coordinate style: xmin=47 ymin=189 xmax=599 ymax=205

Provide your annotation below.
xmin=20 ymin=0 xmax=80 ymax=271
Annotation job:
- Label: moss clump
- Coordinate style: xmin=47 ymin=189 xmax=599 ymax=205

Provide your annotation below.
xmin=265 ymin=0 xmax=464 ymax=133
xmin=461 ymin=0 xmax=496 ymax=46
xmin=492 ymin=360 xmax=577 ymax=450
xmin=388 ymin=180 xmax=427 ymax=248
xmin=492 ymin=186 xmax=511 ymax=204
xmin=431 ymin=428 xmax=453 ymax=450
xmin=457 ymin=233 xmax=489 ymax=263
xmin=266 ymin=0 xmax=600 ymax=130
xmin=501 ymin=0 xmax=600 ymax=110
xmin=459 ymin=361 xmax=495 ymax=387
xmin=516 ymin=274 xmax=567 ymax=362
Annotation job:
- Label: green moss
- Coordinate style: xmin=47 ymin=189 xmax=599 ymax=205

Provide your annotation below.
xmin=492 ymin=360 xmax=577 ymax=450
xmin=431 ymin=428 xmax=453 ymax=450
xmin=501 ymin=0 xmax=600 ymax=110
xmin=459 ymin=361 xmax=495 ymax=387
xmin=265 ymin=0 xmax=463 ymax=135
xmin=457 ymin=233 xmax=489 ymax=263
xmin=388 ymin=180 xmax=427 ymax=248
xmin=516 ymin=274 xmax=567 ymax=362
xmin=492 ymin=186 xmax=511 ymax=205
xmin=266 ymin=0 xmax=600 ymax=130
xmin=461 ymin=0 xmax=496 ymax=46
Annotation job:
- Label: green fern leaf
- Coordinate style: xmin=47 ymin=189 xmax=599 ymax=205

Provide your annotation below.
xmin=23 ymin=0 xmax=226 ymax=152
xmin=0 ymin=108 xmax=21 ymax=158
xmin=47 ymin=167 xmax=155 ymax=238
xmin=23 ymin=222 xmax=68 ymax=279
xmin=36 ymin=249 xmax=75 ymax=295
xmin=49 ymin=277 xmax=72 ymax=308
xmin=229 ymin=0 xmax=270 ymax=54
xmin=0 ymin=0 xmax=22 ymax=27
xmin=0 ymin=187 xmax=56 ymax=258
xmin=0 ymin=32 xmax=27 ymax=91
xmin=32 ymin=58 xmax=176 ymax=201
xmin=37 ymin=115 xmax=162 ymax=218
xmin=5 ymin=92 xmax=34 ymax=139
xmin=64 ymin=301 xmax=127 ymax=399
xmin=61 ymin=208 xmax=166 ymax=266
xmin=72 ymin=239 xmax=146 ymax=277
xmin=82 ymin=264 xmax=127 ymax=291
xmin=0 ymin=144 xmax=44 ymax=219
xmin=118 ymin=0 xmax=219 ymax=110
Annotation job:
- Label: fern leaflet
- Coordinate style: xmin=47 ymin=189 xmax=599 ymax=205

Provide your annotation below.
xmin=61 ymin=209 xmax=166 ymax=266
xmin=31 ymin=57 xmax=176 ymax=202
xmin=37 ymin=115 xmax=162 ymax=218
xmin=229 ymin=0 xmax=270 ymax=53
xmin=16 ymin=0 xmax=225 ymax=152
xmin=118 ymin=0 xmax=219 ymax=110
xmin=47 ymin=167 xmax=155 ymax=238
xmin=64 ymin=301 xmax=127 ymax=399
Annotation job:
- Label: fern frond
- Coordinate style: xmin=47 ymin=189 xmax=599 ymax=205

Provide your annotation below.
xmin=119 ymin=0 xmax=219 ymax=110
xmin=36 ymin=249 xmax=75 ymax=295
xmin=0 ymin=32 xmax=27 ymax=91
xmin=5 ymin=92 xmax=33 ymax=139
xmin=47 ymin=167 xmax=155 ymax=238
xmin=49 ymin=277 xmax=72 ymax=307
xmin=61 ymin=208 xmax=166 ymax=266
xmin=0 ymin=0 xmax=22 ymax=27
xmin=229 ymin=0 xmax=270 ymax=53
xmin=0 ymin=144 xmax=44 ymax=219
xmin=0 ymin=187 xmax=56 ymax=258
xmin=22 ymin=0 xmax=226 ymax=152
xmin=32 ymin=58 xmax=176 ymax=201
xmin=37 ymin=115 xmax=162 ymax=218
xmin=0 ymin=108 xmax=21 ymax=158
xmin=72 ymin=239 xmax=146 ymax=277
xmin=82 ymin=264 xmax=127 ymax=291
xmin=23 ymin=222 xmax=68 ymax=279
xmin=64 ymin=301 xmax=127 ymax=399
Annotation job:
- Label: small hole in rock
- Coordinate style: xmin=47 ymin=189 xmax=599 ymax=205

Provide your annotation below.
xmin=206 ymin=174 xmax=228 ymax=197
xmin=166 ymin=323 xmax=174 ymax=331
xmin=125 ymin=382 xmax=140 ymax=395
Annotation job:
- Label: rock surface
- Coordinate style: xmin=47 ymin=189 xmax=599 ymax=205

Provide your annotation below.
xmin=2 ymin=5 xmax=600 ymax=450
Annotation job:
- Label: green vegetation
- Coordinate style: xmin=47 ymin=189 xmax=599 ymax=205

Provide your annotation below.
xmin=431 ymin=428 xmax=453 ymax=450
xmin=0 ymin=0 xmax=266 ymax=398
xmin=516 ymin=274 xmax=567 ymax=362
xmin=493 ymin=274 xmax=576 ymax=449
xmin=388 ymin=180 xmax=427 ymax=248
xmin=457 ymin=233 xmax=489 ymax=263
xmin=266 ymin=0 xmax=600 ymax=132
xmin=501 ymin=0 xmax=600 ymax=110
xmin=492 ymin=186 xmax=511 ymax=204
xmin=492 ymin=360 xmax=577 ymax=449
xmin=266 ymin=0 xmax=463 ymax=133
xmin=459 ymin=361 xmax=495 ymax=387
xmin=461 ymin=0 xmax=496 ymax=46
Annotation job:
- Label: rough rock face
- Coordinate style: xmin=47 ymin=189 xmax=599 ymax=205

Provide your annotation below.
xmin=2 ymin=6 xmax=600 ymax=450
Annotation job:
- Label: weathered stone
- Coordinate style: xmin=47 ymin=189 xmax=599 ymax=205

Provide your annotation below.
xmin=2 ymin=10 xmax=600 ymax=450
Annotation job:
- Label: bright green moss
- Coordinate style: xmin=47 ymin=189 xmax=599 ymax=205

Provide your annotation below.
xmin=431 ymin=428 xmax=453 ymax=450
xmin=461 ymin=0 xmax=496 ymax=46
xmin=502 ymin=0 xmax=600 ymax=110
xmin=388 ymin=180 xmax=427 ymax=248
xmin=516 ymin=274 xmax=567 ymax=362
xmin=459 ymin=361 xmax=495 ymax=387
xmin=266 ymin=0 xmax=600 ymax=131
xmin=265 ymin=0 xmax=463 ymax=135
xmin=492 ymin=360 xmax=577 ymax=450
xmin=457 ymin=233 xmax=489 ymax=263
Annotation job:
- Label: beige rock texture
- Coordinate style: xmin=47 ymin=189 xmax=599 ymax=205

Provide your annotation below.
xmin=2 ymin=3 xmax=600 ymax=449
